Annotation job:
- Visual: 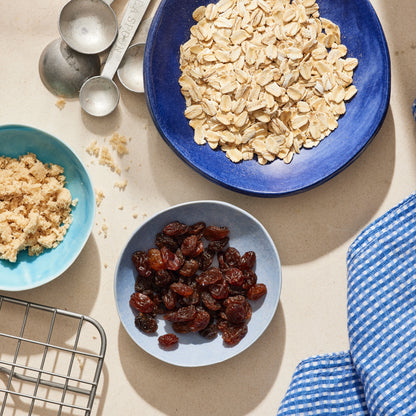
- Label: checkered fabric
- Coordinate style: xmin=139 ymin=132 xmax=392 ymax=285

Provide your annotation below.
xmin=277 ymin=192 xmax=416 ymax=415
xmin=412 ymin=99 xmax=416 ymax=121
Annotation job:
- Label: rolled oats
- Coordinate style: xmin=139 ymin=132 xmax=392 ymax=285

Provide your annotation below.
xmin=179 ymin=0 xmax=358 ymax=164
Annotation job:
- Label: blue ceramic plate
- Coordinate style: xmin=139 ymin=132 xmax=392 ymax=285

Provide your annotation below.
xmin=0 ymin=125 xmax=95 ymax=291
xmin=144 ymin=0 xmax=390 ymax=196
xmin=114 ymin=201 xmax=281 ymax=367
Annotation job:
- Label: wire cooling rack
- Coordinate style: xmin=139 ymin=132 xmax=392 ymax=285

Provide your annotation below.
xmin=0 ymin=295 xmax=106 ymax=416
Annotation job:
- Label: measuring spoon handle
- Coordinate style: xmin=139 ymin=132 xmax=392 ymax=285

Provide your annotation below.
xmin=101 ymin=0 xmax=151 ymax=80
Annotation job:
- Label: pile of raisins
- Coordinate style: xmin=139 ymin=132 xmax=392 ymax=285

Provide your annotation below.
xmin=129 ymin=221 xmax=267 ymax=348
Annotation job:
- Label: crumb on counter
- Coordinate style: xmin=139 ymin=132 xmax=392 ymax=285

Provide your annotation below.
xmin=95 ymin=189 xmax=105 ymax=207
xmin=101 ymin=223 xmax=108 ymax=238
xmin=114 ymin=180 xmax=128 ymax=191
xmin=110 ymin=132 xmax=129 ymax=156
xmin=99 ymin=146 xmax=121 ymax=174
xmin=86 ymin=140 xmax=100 ymax=158
xmin=55 ymin=99 xmax=66 ymax=110
xmin=0 ymin=153 xmax=75 ymax=262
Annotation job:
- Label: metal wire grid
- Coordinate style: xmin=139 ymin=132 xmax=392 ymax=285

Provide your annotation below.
xmin=0 ymin=295 xmax=106 ymax=416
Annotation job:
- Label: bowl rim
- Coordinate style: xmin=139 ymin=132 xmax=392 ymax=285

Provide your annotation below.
xmin=0 ymin=124 xmax=96 ymax=291
xmin=113 ymin=199 xmax=282 ymax=366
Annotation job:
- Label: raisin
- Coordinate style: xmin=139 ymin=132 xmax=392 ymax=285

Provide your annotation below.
xmin=196 ymin=267 xmax=223 ymax=286
xmin=135 ymin=275 xmax=152 ymax=293
xmin=132 ymin=251 xmax=152 ymax=278
xmin=148 ymin=248 xmax=165 ymax=271
xmin=203 ymin=225 xmax=230 ymax=241
xmin=240 ymin=251 xmax=256 ymax=270
xmin=188 ymin=308 xmax=210 ymax=332
xmin=225 ymin=302 xmax=247 ymax=324
xmin=207 ymin=237 xmax=229 ymax=253
xmin=160 ymin=246 xmax=182 ymax=271
xmin=170 ymin=282 xmax=193 ymax=297
xmin=201 ymin=291 xmax=221 ymax=311
xmin=158 ymin=333 xmax=178 ymax=347
xmin=242 ymin=270 xmax=257 ymax=290
xmin=197 ymin=250 xmax=214 ymax=271
xmin=199 ymin=321 xmax=218 ymax=339
xmin=224 ymin=247 xmax=241 ymax=268
xmin=217 ymin=252 xmax=229 ymax=271
xmin=247 ymin=283 xmax=267 ymax=300
xmin=209 ymin=280 xmax=229 ymax=299
xmin=181 ymin=288 xmax=200 ymax=306
xmin=223 ymin=295 xmax=246 ymax=307
xmin=181 ymin=235 xmax=203 ymax=257
xmin=188 ymin=221 xmax=206 ymax=235
xmin=175 ymin=248 xmax=185 ymax=267
xmin=135 ymin=312 xmax=158 ymax=333
xmin=163 ymin=221 xmax=189 ymax=236
xmin=172 ymin=321 xmax=191 ymax=333
xmin=228 ymin=286 xmax=246 ymax=296
xmin=155 ymin=232 xmax=178 ymax=251
xmin=219 ymin=321 xmax=248 ymax=346
xmin=224 ymin=268 xmax=244 ymax=286
xmin=130 ymin=292 xmax=156 ymax=314
xmin=162 ymin=289 xmax=177 ymax=310
xmin=179 ymin=259 xmax=199 ymax=277
xmin=154 ymin=270 xmax=173 ymax=287
xmin=164 ymin=305 xmax=197 ymax=322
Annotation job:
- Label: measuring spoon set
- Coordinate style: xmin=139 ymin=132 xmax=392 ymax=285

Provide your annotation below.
xmin=39 ymin=0 xmax=151 ymax=116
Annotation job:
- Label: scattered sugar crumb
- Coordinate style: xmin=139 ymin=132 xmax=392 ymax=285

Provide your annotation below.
xmin=114 ymin=180 xmax=127 ymax=191
xmin=56 ymin=99 xmax=66 ymax=110
xmin=101 ymin=223 xmax=108 ymax=238
xmin=110 ymin=132 xmax=129 ymax=156
xmin=95 ymin=189 xmax=105 ymax=207
xmin=86 ymin=140 xmax=100 ymax=158
xmin=132 ymin=213 xmax=138 ymax=219
xmin=118 ymin=206 xmax=124 ymax=210
xmin=104 ymin=263 xmax=108 ymax=269
xmin=99 ymin=146 xmax=121 ymax=174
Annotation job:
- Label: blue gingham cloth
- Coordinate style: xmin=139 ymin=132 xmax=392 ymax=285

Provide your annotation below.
xmin=277 ymin=192 xmax=416 ymax=415
xmin=412 ymin=99 xmax=416 ymax=121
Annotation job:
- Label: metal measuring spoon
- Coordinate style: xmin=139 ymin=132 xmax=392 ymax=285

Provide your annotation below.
xmin=79 ymin=0 xmax=151 ymax=116
xmin=59 ymin=0 xmax=118 ymax=55
xmin=39 ymin=38 xmax=101 ymax=98
xmin=117 ymin=43 xmax=145 ymax=92
xmin=116 ymin=17 xmax=151 ymax=93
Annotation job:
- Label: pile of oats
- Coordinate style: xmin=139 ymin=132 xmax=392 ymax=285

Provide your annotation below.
xmin=179 ymin=0 xmax=358 ymax=164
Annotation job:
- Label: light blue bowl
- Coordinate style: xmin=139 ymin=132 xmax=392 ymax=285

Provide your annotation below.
xmin=0 ymin=125 xmax=95 ymax=291
xmin=114 ymin=200 xmax=281 ymax=367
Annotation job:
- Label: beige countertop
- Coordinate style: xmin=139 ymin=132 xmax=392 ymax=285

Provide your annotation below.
xmin=0 ymin=0 xmax=415 ymax=414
